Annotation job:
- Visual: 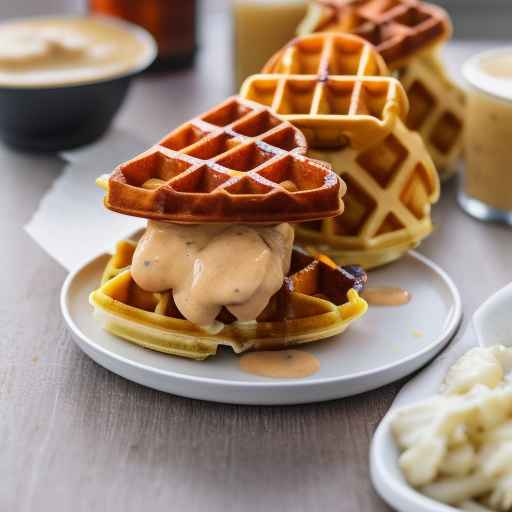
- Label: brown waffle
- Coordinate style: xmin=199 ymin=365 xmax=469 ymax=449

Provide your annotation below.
xmin=298 ymin=0 xmax=452 ymax=68
xmin=101 ymin=96 xmax=345 ymax=224
xmin=90 ymin=240 xmax=368 ymax=360
xmin=297 ymin=0 xmax=464 ymax=177
xmin=254 ymin=32 xmax=404 ymax=150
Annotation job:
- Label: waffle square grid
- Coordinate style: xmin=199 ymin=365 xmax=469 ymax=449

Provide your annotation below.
xmin=241 ymin=74 xmax=408 ymax=150
xmin=243 ymin=33 xmax=408 ymax=151
xmin=105 ymin=97 xmax=344 ymax=224
xmin=300 ymin=0 xmax=452 ymax=67
xmin=263 ymin=32 xmax=389 ymax=79
xmin=297 ymin=120 xmax=439 ymax=266
xmin=298 ymin=0 xmax=465 ymax=176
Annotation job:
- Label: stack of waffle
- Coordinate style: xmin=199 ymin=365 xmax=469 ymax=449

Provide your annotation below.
xmin=297 ymin=0 xmax=465 ymax=179
xmin=91 ymin=97 xmax=368 ymax=360
xmin=240 ymin=32 xmax=439 ymax=269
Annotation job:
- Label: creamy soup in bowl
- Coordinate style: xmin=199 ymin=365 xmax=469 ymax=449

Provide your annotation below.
xmin=0 ymin=15 xmax=156 ymax=151
xmin=0 ymin=16 xmax=155 ymax=88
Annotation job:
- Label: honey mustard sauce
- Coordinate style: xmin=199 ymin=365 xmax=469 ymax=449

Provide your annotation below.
xmin=239 ymin=350 xmax=320 ymax=379
xmin=131 ymin=221 xmax=294 ymax=329
xmin=0 ymin=17 xmax=153 ymax=87
xmin=361 ymin=287 xmax=411 ymax=307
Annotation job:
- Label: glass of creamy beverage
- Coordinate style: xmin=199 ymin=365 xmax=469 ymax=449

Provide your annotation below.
xmin=232 ymin=0 xmax=307 ymax=90
xmin=460 ymin=48 xmax=512 ymax=224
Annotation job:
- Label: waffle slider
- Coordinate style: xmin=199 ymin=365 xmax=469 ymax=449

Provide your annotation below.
xmin=92 ymin=97 xmax=368 ymax=359
xmin=90 ymin=239 xmax=367 ymax=360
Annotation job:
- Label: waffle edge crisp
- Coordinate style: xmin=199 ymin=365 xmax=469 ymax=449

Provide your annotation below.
xmin=102 ymin=96 xmax=346 ymax=225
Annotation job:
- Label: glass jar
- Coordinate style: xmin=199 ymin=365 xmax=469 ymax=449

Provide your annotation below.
xmin=460 ymin=48 xmax=512 ymax=225
xmin=89 ymin=0 xmax=197 ymax=71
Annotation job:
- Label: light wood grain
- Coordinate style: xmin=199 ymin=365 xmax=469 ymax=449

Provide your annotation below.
xmin=1 ymin=5 xmax=511 ymax=511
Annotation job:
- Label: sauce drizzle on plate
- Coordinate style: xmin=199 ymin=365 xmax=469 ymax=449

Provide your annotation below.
xmin=361 ymin=287 xmax=411 ymax=307
xmin=240 ymin=350 xmax=320 ymax=379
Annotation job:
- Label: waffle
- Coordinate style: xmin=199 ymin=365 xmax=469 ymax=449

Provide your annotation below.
xmin=100 ymin=96 xmax=344 ymax=224
xmin=242 ymin=32 xmax=408 ymax=151
xmin=90 ymin=240 xmax=368 ymax=360
xmin=299 ymin=120 xmax=439 ymax=269
xmin=297 ymin=0 xmax=452 ymax=67
xmin=396 ymin=49 xmax=465 ymax=179
xmin=297 ymin=0 xmax=465 ymax=178
xmin=240 ymin=73 xmax=408 ymax=150
xmin=255 ymin=31 xmax=402 ymax=150
xmin=240 ymin=32 xmax=439 ymax=268
xmin=262 ymin=32 xmax=389 ymax=78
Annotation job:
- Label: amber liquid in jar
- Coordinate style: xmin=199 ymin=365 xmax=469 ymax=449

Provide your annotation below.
xmin=89 ymin=0 xmax=197 ymax=70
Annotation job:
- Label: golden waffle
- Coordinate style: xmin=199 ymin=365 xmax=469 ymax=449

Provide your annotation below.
xmin=90 ymin=240 xmax=368 ymax=360
xmin=240 ymin=32 xmax=439 ymax=268
xmin=396 ymin=49 xmax=465 ymax=179
xmin=299 ymin=120 xmax=439 ymax=268
xmin=100 ymin=96 xmax=344 ymax=224
xmin=298 ymin=0 xmax=451 ymax=67
xmin=257 ymin=32 xmax=399 ymax=149
xmin=263 ymin=32 xmax=389 ymax=78
xmin=298 ymin=0 xmax=465 ymax=178
xmin=240 ymin=73 xmax=408 ymax=150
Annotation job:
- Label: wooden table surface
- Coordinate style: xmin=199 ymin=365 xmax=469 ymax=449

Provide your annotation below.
xmin=2 ymin=7 xmax=512 ymax=511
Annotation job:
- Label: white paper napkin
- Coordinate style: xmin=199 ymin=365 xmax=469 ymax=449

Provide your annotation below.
xmin=25 ymin=128 xmax=149 ymax=272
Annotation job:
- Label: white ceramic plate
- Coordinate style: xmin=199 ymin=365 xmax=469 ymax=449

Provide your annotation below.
xmin=60 ymin=250 xmax=462 ymax=405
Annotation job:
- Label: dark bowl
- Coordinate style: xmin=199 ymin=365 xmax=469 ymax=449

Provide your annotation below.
xmin=0 ymin=16 xmax=156 ymax=152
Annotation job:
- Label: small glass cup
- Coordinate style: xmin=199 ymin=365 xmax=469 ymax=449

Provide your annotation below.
xmin=459 ymin=48 xmax=512 ymax=225
xmin=232 ymin=0 xmax=307 ymax=90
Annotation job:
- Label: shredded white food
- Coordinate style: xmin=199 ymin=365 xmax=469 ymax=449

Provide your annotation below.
xmin=392 ymin=346 xmax=512 ymax=511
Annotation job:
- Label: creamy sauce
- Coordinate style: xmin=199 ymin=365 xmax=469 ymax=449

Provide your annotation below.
xmin=239 ymin=350 xmax=320 ymax=379
xmin=361 ymin=287 xmax=411 ymax=306
xmin=480 ymin=54 xmax=512 ymax=79
xmin=0 ymin=16 xmax=154 ymax=87
xmin=464 ymin=57 xmax=512 ymax=211
xmin=131 ymin=221 xmax=294 ymax=329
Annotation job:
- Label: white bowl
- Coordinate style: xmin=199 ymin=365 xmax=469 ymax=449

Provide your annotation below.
xmin=371 ymin=281 xmax=512 ymax=511
xmin=371 ymin=412 xmax=460 ymax=512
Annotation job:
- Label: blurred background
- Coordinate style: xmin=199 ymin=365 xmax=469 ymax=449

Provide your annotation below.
xmin=1 ymin=0 xmax=510 ymax=40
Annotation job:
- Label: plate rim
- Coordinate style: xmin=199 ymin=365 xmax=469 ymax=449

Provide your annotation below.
xmin=60 ymin=250 xmax=463 ymax=390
